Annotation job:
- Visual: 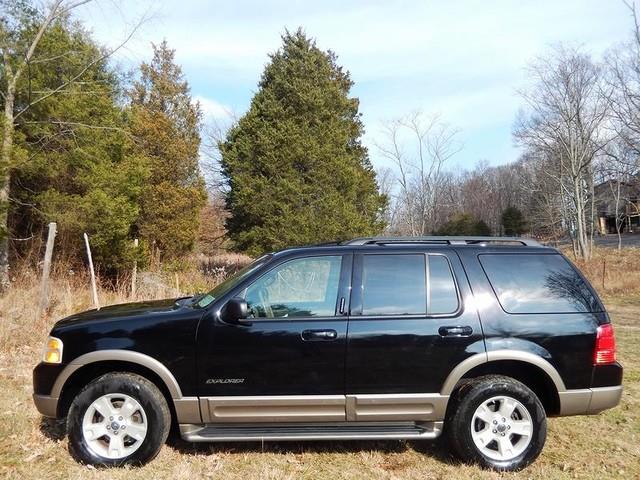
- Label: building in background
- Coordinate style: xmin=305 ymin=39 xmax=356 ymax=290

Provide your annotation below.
xmin=595 ymin=178 xmax=640 ymax=234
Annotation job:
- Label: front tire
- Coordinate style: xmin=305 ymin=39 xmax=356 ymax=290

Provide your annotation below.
xmin=67 ymin=372 xmax=170 ymax=466
xmin=445 ymin=375 xmax=547 ymax=471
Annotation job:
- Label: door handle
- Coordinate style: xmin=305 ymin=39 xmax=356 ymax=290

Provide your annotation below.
xmin=438 ymin=326 xmax=473 ymax=337
xmin=302 ymin=329 xmax=338 ymax=341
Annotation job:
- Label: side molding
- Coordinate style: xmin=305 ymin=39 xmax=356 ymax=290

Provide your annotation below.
xmin=200 ymin=395 xmax=346 ymax=423
xmin=51 ymin=349 xmax=184 ymax=399
xmin=440 ymin=349 xmax=567 ymax=395
xmin=346 ymin=393 xmax=449 ymax=422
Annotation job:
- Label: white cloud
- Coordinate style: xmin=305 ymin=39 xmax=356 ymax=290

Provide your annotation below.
xmin=73 ymin=0 xmax=632 ymax=169
xmin=194 ymin=95 xmax=233 ymax=121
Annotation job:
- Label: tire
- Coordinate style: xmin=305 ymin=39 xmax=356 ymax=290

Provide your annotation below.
xmin=445 ymin=375 xmax=547 ymax=471
xmin=67 ymin=372 xmax=171 ymax=467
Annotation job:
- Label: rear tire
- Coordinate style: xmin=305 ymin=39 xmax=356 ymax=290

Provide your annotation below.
xmin=67 ymin=372 xmax=170 ymax=467
xmin=445 ymin=375 xmax=547 ymax=471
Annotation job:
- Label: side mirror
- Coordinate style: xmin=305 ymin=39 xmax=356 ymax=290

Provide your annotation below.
xmin=220 ymin=297 xmax=248 ymax=323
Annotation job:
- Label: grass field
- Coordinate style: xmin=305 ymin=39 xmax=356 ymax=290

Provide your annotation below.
xmin=0 ymin=260 xmax=639 ymax=479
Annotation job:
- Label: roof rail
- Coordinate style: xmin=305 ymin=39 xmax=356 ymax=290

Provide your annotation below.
xmin=342 ymin=236 xmax=542 ymax=247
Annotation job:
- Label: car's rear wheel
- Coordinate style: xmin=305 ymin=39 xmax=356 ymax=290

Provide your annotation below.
xmin=67 ymin=372 xmax=170 ymax=466
xmin=445 ymin=375 xmax=547 ymax=471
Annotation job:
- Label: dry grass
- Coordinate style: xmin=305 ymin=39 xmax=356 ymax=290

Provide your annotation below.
xmin=564 ymin=246 xmax=640 ymax=301
xmin=0 ymin=251 xmax=638 ymax=479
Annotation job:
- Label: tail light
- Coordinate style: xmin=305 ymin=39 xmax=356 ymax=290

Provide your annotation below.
xmin=593 ymin=324 xmax=617 ymax=365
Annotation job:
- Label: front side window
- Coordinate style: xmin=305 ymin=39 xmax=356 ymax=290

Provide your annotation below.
xmin=244 ymin=256 xmax=342 ymax=319
xmin=361 ymin=254 xmax=426 ymax=315
xmin=479 ymin=253 xmax=600 ymax=314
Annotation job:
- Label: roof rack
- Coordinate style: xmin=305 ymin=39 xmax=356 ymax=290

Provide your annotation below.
xmin=342 ymin=236 xmax=542 ymax=247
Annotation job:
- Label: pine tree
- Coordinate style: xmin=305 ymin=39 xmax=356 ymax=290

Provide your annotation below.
xmin=130 ymin=41 xmax=207 ymax=259
xmin=220 ymin=30 xmax=386 ymax=255
xmin=501 ymin=206 xmax=527 ymax=236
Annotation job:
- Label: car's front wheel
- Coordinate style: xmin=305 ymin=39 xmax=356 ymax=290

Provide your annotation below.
xmin=446 ymin=375 xmax=547 ymax=471
xmin=67 ymin=372 xmax=170 ymax=466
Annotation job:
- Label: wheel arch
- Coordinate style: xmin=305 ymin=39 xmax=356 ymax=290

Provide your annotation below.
xmin=54 ymin=350 xmax=183 ymax=419
xmin=441 ymin=350 xmax=565 ymax=416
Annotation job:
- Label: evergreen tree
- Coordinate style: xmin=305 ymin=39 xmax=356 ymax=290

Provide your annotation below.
xmin=474 ymin=219 xmax=491 ymax=236
xmin=436 ymin=213 xmax=492 ymax=236
xmin=9 ymin=14 xmax=145 ymax=274
xmin=220 ymin=30 xmax=386 ymax=255
xmin=130 ymin=41 xmax=207 ymax=259
xmin=501 ymin=206 xmax=527 ymax=236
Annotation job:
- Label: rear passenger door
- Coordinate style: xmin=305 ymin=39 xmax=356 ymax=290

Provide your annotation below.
xmin=345 ymin=249 xmax=484 ymax=420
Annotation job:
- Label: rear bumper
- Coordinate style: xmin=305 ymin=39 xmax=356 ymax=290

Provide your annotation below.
xmin=33 ymin=394 xmax=59 ymax=418
xmin=558 ymin=385 xmax=623 ymax=416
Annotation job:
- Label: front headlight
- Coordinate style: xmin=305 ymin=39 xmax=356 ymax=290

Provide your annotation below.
xmin=42 ymin=336 xmax=63 ymax=364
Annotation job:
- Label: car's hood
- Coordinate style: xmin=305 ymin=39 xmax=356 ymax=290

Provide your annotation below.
xmin=54 ymin=296 xmax=194 ymax=328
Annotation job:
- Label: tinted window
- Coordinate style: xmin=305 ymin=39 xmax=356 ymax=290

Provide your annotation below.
xmin=479 ymin=254 xmax=599 ymax=314
xmin=244 ymin=256 xmax=342 ymax=318
xmin=428 ymin=255 xmax=459 ymax=314
xmin=362 ymin=254 xmax=426 ymax=315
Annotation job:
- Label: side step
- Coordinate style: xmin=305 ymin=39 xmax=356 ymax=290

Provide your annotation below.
xmin=179 ymin=421 xmax=444 ymax=442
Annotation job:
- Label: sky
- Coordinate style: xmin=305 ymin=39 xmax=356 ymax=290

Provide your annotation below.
xmin=75 ymin=0 xmax=633 ymax=172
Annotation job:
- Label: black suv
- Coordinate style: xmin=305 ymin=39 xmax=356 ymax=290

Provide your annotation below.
xmin=33 ymin=237 xmax=623 ymax=471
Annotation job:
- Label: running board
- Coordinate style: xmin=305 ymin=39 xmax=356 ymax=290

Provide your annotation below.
xmin=179 ymin=421 xmax=444 ymax=442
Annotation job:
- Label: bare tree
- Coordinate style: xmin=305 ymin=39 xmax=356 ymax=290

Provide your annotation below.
xmin=606 ymin=1 xmax=640 ymax=159
xmin=0 ymin=0 xmax=145 ymax=289
xmin=200 ymin=113 xmax=238 ymax=195
xmin=515 ymin=46 xmax=611 ymax=259
xmin=376 ymin=112 xmax=461 ymax=235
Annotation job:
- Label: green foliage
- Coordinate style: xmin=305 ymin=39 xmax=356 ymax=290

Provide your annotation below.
xmin=501 ymin=206 xmax=527 ymax=236
xmin=8 ymin=14 xmax=146 ymax=274
xmin=436 ymin=213 xmax=492 ymax=236
xmin=6 ymin=17 xmax=206 ymax=274
xmin=130 ymin=41 xmax=207 ymax=259
xmin=220 ymin=29 xmax=387 ymax=255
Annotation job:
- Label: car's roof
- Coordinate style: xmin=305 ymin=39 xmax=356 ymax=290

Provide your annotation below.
xmin=270 ymin=236 xmax=555 ymax=258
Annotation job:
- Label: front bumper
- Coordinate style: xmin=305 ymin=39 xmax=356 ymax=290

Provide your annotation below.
xmin=558 ymin=385 xmax=623 ymax=416
xmin=33 ymin=362 xmax=67 ymax=419
xmin=33 ymin=394 xmax=58 ymax=418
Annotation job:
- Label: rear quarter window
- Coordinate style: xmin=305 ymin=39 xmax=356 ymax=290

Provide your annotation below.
xmin=479 ymin=253 xmax=600 ymax=314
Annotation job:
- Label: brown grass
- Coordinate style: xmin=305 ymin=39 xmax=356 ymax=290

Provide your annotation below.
xmin=0 ymin=250 xmax=638 ymax=479
xmin=563 ymin=246 xmax=640 ymax=301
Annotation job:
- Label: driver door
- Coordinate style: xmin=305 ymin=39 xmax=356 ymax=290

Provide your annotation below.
xmin=196 ymin=253 xmax=352 ymax=423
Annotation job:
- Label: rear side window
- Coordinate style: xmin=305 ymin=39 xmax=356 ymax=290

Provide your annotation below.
xmin=479 ymin=254 xmax=600 ymax=314
xmin=428 ymin=255 xmax=459 ymax=314
xmin=362 ymin=254 xmax=426 ymax=315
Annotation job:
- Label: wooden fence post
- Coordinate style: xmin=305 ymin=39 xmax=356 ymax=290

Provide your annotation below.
xmin=131 ymin=238 xmax=138 ymax=298
xmin=37 ymin=222 xmax=57 ymax=319
xmin=83 ymin=233 xmax=100 ymax=310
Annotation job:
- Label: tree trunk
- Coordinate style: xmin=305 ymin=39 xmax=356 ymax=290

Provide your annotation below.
xmin=0 ymin=86 xmax=15 ymax=291
xmin=573 ymin=176 xmax=591 ymax=260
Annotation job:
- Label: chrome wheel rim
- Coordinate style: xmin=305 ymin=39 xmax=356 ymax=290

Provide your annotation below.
xmin=470 ymin=395 xmax=533 ymax=461
xmin=82 ymin=393 xmax=148 ymax=459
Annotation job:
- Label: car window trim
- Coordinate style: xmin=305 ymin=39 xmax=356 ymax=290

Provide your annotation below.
xmin=350 ymin=252 xmax=463 ymax=319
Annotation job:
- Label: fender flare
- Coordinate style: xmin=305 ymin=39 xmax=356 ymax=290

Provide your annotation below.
xmin=440 ymin=349 xmax=567 ymax=396
xmin=51 ymin=349 xmax=183 ymax=399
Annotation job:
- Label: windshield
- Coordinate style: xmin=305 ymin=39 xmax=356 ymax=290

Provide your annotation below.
xmin=194 ymin=254 xmax=272 ymax=308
